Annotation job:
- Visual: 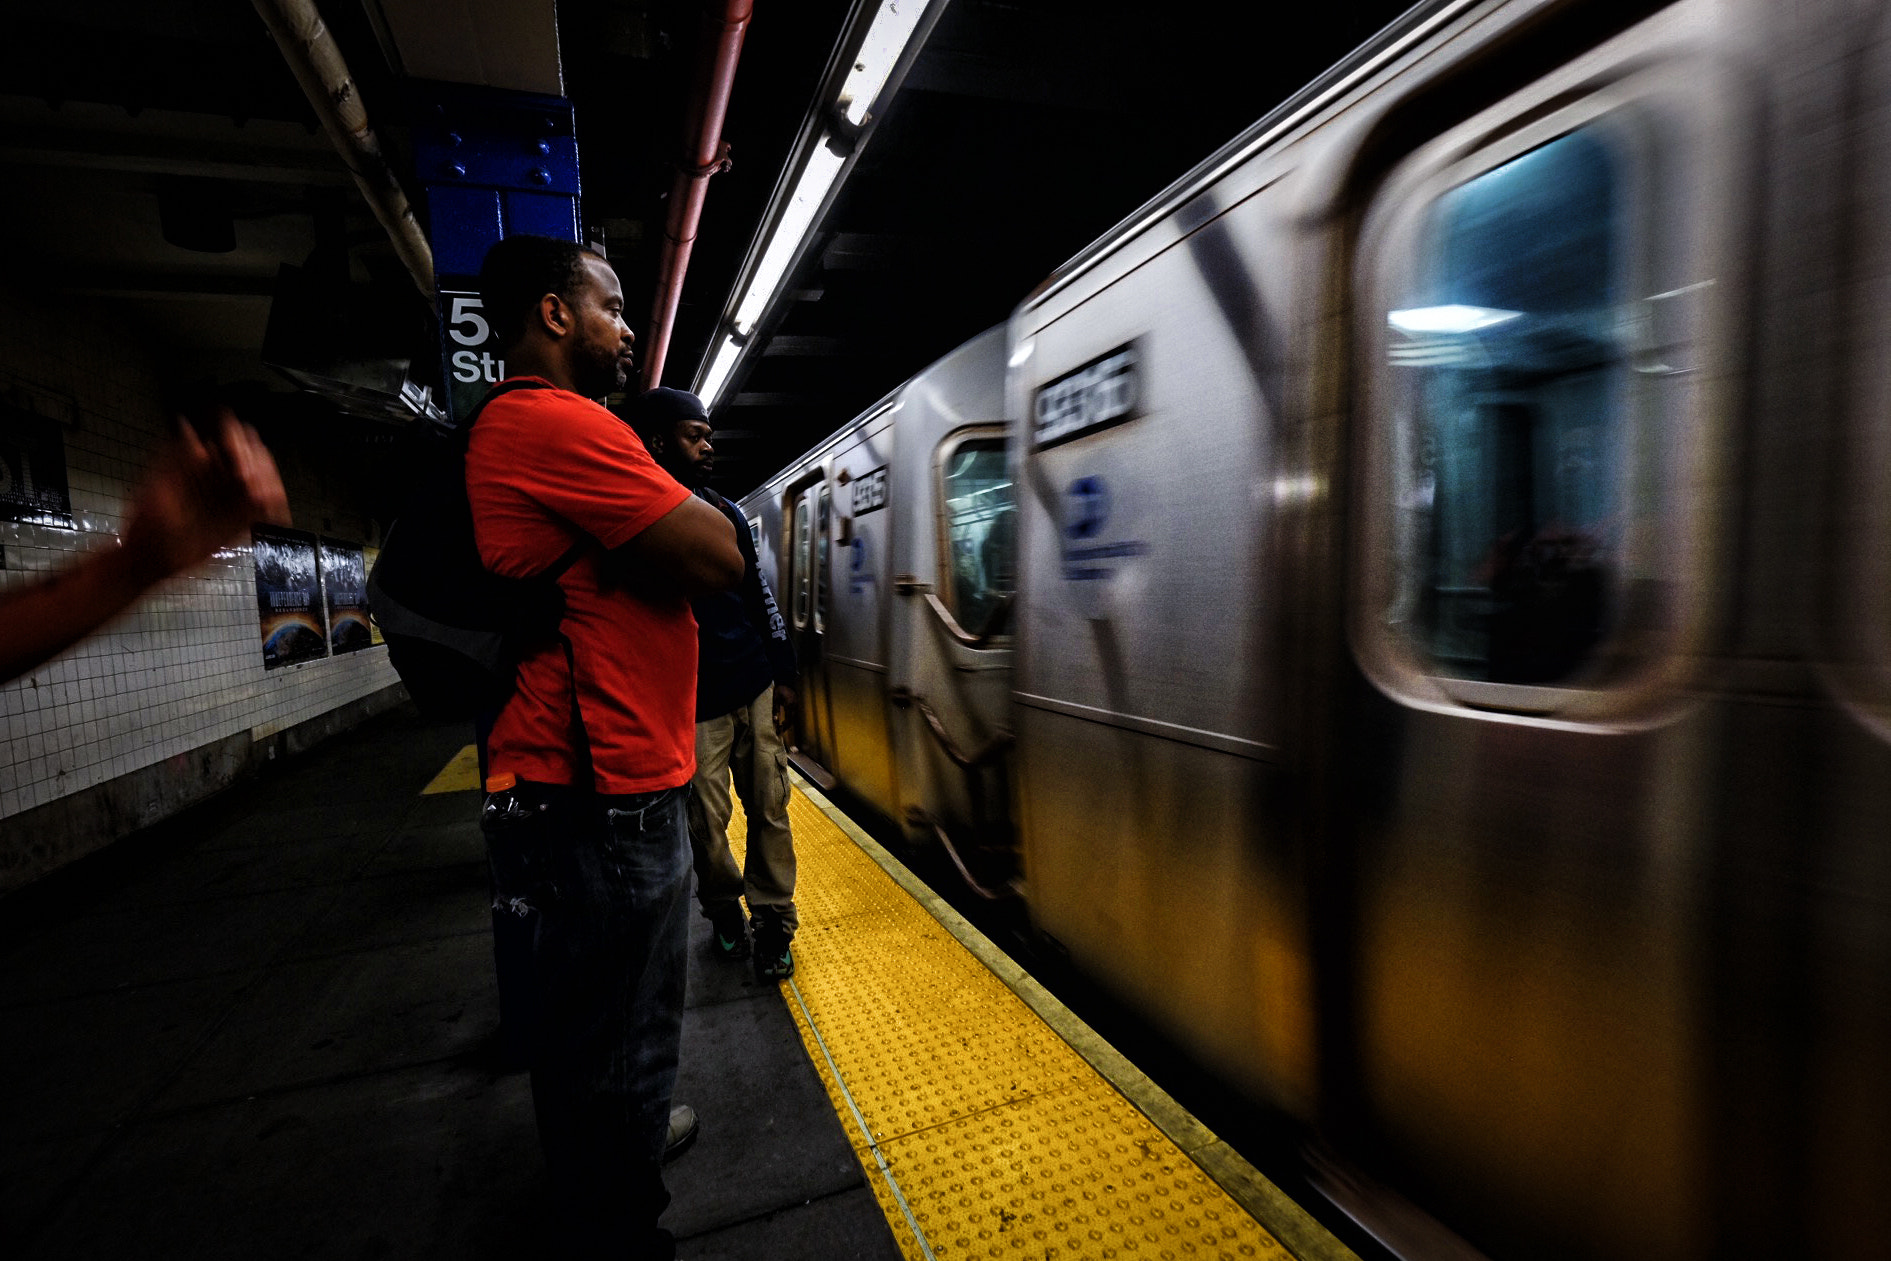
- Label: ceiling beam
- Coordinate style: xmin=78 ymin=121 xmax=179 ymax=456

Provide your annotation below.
xmin=726 ymin=394 xmax=809 ymax=408
xmin=57 ymin=273 xmax=280 ymax=299
xmin=760 ymin=335 xmax=845 ymax=357
xmin=0 ymin=134 xmax=352 ymax=186
xmin=375 ymin=0 xmax=564 ymax=95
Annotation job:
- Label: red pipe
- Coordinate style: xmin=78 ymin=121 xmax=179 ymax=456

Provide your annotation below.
xmin=641 ymin=0 xmax=753 ymax=392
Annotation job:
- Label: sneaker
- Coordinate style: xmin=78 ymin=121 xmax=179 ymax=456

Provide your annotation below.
xmin=708 ymin=903 xmax=750 ymax=961
xmin=752 ymin=918 xmax=795 ymax=982
xmin=663 ymin=1104 xmax=699 ymax=1164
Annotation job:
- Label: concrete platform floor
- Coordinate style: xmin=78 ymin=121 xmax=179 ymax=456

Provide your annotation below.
xmin=0 ymin=706 xmax=902 ymax=1259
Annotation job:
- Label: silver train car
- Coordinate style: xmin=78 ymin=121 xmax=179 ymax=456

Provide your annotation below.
xmin=736 ymin=0 xmax=1891 ymax=1256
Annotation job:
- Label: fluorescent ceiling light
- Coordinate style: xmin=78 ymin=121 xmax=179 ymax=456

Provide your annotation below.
xmin=700 ymin=2 xmax=939 ymax=402
xmin=698 ymin=335 xmax=746 ymax=410
xmin=839 ymin=1 xmax=933 ymax=127
xmin=1387 ymin=304 xmax=1522 ymax=334
xmin=731 ymin=140 xmax=847 ymax=337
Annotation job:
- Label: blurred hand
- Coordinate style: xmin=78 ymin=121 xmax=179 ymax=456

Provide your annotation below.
xmin=122 ymin=407 xmax=291 ymax=583
xmin=0 ymin=406 xmax=291 ymax=686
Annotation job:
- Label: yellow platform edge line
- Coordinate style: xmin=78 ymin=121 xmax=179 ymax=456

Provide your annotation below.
xmin=421 ymin=744 xmax=482 ymax=795
xmin=788 ymin=770 xmax=1361 ymax=1261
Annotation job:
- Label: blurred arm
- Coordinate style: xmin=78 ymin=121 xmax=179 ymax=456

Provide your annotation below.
xmin=609 ymin=493 xmax=743 ymax=596
xmin=0 ymin=409 xmax=290 ymax=684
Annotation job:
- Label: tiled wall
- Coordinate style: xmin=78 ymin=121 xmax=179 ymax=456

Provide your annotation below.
xmin=0 ymin=290 xmax=399 ymax=841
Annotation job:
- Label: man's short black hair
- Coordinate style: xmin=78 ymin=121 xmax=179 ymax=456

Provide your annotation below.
xmin=477 ymin=235 xmax=605 ymax=348
xmin=625 ymin=386 xmax=709 ymax=454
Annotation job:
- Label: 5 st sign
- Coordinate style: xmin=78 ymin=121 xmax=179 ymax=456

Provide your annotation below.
xmin=445 ymin=294 xmax=506 ymax=382
xmin=440 ymin=291 xmax=507 ymax=422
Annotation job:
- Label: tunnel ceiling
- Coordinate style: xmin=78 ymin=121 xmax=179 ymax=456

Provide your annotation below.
xmin=0 ymin=0 xmax=1414 ymax=495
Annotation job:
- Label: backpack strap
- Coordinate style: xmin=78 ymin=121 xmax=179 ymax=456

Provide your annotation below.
xmin=463 ymin=376 xmax=598 ymax=789
xmin=456 ymin=378 xmax=556 ymax=448
xmin=463 ymin=379 xmax=589 ymax=585
xmin=542 ymin=540 xmax=588 ymax=584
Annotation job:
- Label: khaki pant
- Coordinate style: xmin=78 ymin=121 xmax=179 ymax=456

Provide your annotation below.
xmin=686 ymin=684 xmax=797 ymax=936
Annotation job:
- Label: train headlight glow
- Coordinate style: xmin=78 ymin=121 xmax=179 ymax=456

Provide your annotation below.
xmin=1387 ymin=304 xmax=1522 ymax=334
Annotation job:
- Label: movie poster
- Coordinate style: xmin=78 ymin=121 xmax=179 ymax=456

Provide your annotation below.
xmin=361 ymin=545 xmax=383 ymax=644
xmin=254 ymin=528 xmax=326 ymax=669
xmin=321 ymin=539 xmax=372 ymax=654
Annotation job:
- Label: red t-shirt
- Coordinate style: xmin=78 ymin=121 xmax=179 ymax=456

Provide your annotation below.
xmin=465 ymin=379 xmax=697 ymax=794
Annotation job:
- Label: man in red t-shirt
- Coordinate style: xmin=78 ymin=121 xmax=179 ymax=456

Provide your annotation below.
xmin=466 ymin=235 xmax=741 ymax=1258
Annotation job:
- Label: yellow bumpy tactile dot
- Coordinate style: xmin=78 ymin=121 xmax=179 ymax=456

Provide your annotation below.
xmin=724 ymin=778 xmax=1318 ymax=1261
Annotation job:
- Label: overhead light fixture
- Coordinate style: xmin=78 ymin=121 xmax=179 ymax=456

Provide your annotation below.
xmin=697 ymin=0 xmax=942 ymax=408
xmin=730 ymin=142 xmax=848 ymax=339
xmin=698 ymin=334 xmax=747 ymax=411
xmin=1387 ymin=305 xmax=1522 ymax=334
xmin=838 ymin=0 xmax=936 ymax=127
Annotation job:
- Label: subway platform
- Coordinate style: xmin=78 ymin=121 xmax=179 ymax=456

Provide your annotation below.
xmin=0 ymin=707 xmax=1356 ymax=1260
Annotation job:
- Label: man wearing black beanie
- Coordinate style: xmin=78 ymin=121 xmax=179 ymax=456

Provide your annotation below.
xmin=629 ymin=387 xmax=802 ymax=984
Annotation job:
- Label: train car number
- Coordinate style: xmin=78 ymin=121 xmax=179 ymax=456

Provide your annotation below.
xmin=1034 ymin=344 xmax=1140 ymax=449
xmin=852 ymin=465 xmax=889 ymax=516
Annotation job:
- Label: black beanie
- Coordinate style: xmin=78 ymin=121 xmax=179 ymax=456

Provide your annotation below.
xmin=636 ymin=386 xmax=707 ymax=423
xmin=625 ymin=386 xmax=707 ymax=452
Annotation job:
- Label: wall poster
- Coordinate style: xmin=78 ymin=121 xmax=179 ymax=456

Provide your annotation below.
xmin=253 ymin=527 xmax=326 ymax=669
xmin=360 ymin=544 xmax=384 ymax=645
xmin=321 ymin=539 xmax=372 ymax=654
xmin=0 ymin=403 xmax=75 ymax=528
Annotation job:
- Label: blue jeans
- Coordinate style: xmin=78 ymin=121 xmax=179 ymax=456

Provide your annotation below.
xmin=483 ymin=781 xmax=690 ymax=1255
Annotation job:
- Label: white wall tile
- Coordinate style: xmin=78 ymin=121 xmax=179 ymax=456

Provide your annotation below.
xmin=0 ymin=289 xmax=398 ymax=824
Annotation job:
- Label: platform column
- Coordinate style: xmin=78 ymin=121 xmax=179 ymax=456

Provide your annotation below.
xmin=409 ymin=82 xmax=585 ymax=426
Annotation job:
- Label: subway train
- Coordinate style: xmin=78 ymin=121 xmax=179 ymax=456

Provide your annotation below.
xmin=730 ymin=1 xmax=1891 ymax=1257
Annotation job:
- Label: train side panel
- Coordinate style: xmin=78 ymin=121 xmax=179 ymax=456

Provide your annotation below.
xmin=1328 ymin=5 xmax=1771 ymax=1255
xmin=742 ymin=417 xmax=895 ymax=815
xmin=1807 ymin=7 xmax=1891 ymax=1255
xmin=814 ymin=413 xmax=902 ymax=818
xmin=740 ymin=329 xmax=1013 ymax=842
xmin=737 ymin=2 xmax=1891 ymax=1258
xmin=1008 ymin=137 xmax=1313 ymax=1108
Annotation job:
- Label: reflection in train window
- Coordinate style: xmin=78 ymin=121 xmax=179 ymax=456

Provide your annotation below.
xmin=792 ymin=496 xmax=811 ymax=630
xmin=1385 ymin=128 xmax=1629 ymax=685
xmin=939 ymin=436 xmax=1015 ymax=636
xmin=815 ymin=484 xmax=830 ymax=635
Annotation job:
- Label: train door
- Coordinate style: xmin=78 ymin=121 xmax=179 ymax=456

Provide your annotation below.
xmin=886 ymin=422 xmax=1014 ymax=861
xmin=787 ymin=480 xmax=836 ymax=773
xmin=1330 ymin=11 xmax=1745 ymax=1258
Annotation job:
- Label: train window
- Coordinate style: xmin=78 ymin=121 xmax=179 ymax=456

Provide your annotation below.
xmin=815 ymin=484 xmax=830 ymax=635
xmin=937 ymin=434 xmax=1014 ymax=637
xmin=793 ymin=496 xmax=811 ymax=631
xmin=747 ymin=517 xmax=761 ymax=550
xmin=1381 ymin=127 xmax=1631 ymax=688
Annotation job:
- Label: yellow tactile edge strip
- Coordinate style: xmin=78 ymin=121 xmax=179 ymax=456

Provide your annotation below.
xmin=779 ymin=771 xmax=1360 ymax=1261
xmin=421 ymin=744 xmax=482 ymax=795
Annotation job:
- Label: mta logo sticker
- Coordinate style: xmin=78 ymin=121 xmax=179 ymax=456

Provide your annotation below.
xmin=847 ymin=535 xmax=875 ymax=595
xmin=1062 ymin=473 xmax=1145 ymax=582
xmin=1066 ymin=476 xmax=1109 ymax=540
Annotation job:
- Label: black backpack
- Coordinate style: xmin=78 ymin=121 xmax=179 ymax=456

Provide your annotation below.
xmin=368 ymin=380 xmax=585 ymax=720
